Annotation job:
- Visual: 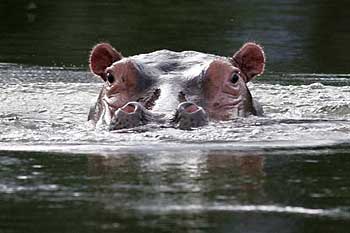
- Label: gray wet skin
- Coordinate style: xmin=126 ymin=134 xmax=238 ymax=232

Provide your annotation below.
xmin=88 ymin=42 xmax=265 ymax=130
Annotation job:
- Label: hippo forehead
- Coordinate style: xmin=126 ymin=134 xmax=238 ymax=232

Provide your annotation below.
xmin=106 ymin=51 xmax=246 ymax=108
xmin=130 ymin=50 xmax=221 ymax=78
xmin=106 ymin=50 xmax=242 ymax=85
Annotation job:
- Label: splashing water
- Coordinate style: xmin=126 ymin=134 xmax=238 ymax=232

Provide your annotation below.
xmin=1 ymin=59 xmax=350 ymax=153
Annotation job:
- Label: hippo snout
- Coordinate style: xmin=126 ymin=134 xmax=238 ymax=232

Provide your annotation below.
xmin=110 ymin=102 xmax=147 ymax=130
xmin=173 ymin=102 xmax=209 ymax=130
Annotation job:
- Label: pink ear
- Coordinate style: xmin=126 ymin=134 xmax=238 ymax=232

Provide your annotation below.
xmin=232 ymin=42 xmax=265 ymax=82
xmin=89 ymin=43 xmax=123 ymax=80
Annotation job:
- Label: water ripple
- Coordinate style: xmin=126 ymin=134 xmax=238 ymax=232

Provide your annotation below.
xmin=2 ymin=65 xmax=350 ymax=153
xmin=138 ymin=204 xmax=350 ymax=219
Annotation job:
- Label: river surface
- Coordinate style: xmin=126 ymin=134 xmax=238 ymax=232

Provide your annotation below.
xmin=1 ymin=0 xmax=350 ymax=233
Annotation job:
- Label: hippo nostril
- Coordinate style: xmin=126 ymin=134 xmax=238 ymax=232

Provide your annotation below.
xmin=184 ymin=104 xmax=199 ymax=113
xmin=173 ymin=101 xmax=209 ymax=130
xmin=110 ymin=102 xmax=149 ymax=130
xmin=121 ymin=103 xmax=136 ymax=113
xmin=178 ymin=102 xmax=200 ymax=114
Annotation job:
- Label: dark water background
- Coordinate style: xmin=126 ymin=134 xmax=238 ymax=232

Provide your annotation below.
xmin=2 ymin=1 xmax=350 ymax=233
xmin=1 ymin=0 xmax=350 ymax=73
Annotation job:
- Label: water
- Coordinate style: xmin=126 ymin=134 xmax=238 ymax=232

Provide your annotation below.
xmin=1 ymin=0 xmax=350 ymax=232
xmin=1 ymin=63 xmax=350 ymax=151
xmin=1 ymin=0 xmax=350 ymax=73
xmin=1 ymin=149 xmax=350 ymax=232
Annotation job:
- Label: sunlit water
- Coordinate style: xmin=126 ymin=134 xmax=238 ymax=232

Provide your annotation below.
xmin=1 ymin=59 xmax=350 ymax=152
xmin=1 ymin=60 xmax=350 ymax=232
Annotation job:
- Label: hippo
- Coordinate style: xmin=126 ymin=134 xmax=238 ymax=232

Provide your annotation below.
xmin=88 ymin=42 xmax=265 ymax=130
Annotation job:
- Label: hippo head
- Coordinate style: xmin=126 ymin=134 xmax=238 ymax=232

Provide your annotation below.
xmin=88 ymin=42 xmax=265 ymax=130
xmin=89 ymin=43 xmax=157 ymax=129
xmin=89 ymin=43 xmax=154 ymax=109
xmin=201 ymin=43 xmax=265 ymax=120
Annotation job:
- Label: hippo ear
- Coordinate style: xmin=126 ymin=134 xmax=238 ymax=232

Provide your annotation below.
xmin=232 ymin=42 xmax=265 ymax=82
xmin=89 ymin=43 xmax=123 ymax=80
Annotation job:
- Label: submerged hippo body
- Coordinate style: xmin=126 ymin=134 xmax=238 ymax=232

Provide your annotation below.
xmin=88 ymin=42 xmax=265 ymax=130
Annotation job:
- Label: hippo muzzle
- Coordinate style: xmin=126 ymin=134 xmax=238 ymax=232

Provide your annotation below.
xmin=172 ymin=102 xmax=209 ymax=130
xmin=110 ymin=102 xmax=149 ymax=130
xmin=109 ymin=101 xmax=166 ymax=130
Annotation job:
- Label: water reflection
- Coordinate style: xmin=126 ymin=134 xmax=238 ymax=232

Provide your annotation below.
xmin=26 ymin=2 xmax=37 ymax=23
xmin=87 ymin=151 xmax=267 ymax=231
xmin=2 ymin=150 xmax=350 ymax=232
xmin=88 ymin=150 xmax=265 ymax=205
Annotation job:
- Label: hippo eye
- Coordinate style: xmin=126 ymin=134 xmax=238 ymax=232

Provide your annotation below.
xmin=106 ymin=73 xmax=115 ymax=84
xmin=231 ymin=73 xmax=239 ymax=84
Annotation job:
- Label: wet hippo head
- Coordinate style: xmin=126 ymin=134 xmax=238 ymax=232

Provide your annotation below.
xmin=88 ymin=42 xmax=265 ymax=130
xmin=89 ymin=43 xmax=154 ymax=109
xmin=202 ymin=43 xmax=265 ymax=120
xmin=89 ymin=43 xmax=158 ymax=129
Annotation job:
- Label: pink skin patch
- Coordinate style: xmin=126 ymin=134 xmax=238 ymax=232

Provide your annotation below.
xmin=184 ymin=104 xmax=199 ymax=113
xmin=203 ymin=60 xmax=247 ymax=120
xmin=89 ymin=43 xmax=123 ymax=80
xmin=89 ymin=43 xmax=141 ymax=112
xmin=202 ymin=42 xmax=265 ymax=120
xmin=121 ymin=104 xmax=136 ymax=113
xmin=232 ymin=42 xmax=265 ymax=82
xmin=102 ymin=60 xmax=141 ymax=111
